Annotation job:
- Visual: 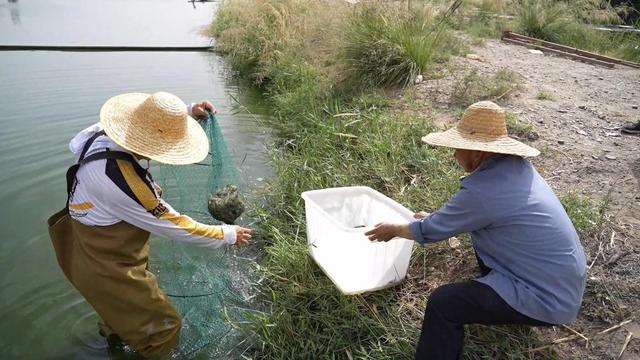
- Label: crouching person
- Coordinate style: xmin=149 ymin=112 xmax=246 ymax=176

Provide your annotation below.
xmin=48 ymin=92 xmax=251 ymax=358
xmin=365 ymin=101 xmax=586 ymax=360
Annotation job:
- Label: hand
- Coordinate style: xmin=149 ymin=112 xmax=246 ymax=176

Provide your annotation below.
xmin=364 ymin=223 xmax=399 ymax=242
xmin=191 ymin=100 xmax=216 ymax=119
xmin=413 ymin=211 xmax=431 ymax=220
xmin=234 ymin=226 xmax=251 ymax=248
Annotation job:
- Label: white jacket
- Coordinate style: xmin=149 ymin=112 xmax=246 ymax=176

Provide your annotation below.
xmin=68 ymin=122 xmax=236 ymax=248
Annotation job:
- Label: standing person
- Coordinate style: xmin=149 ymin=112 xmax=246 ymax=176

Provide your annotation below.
xmin=365 ymin=101 xmax=586 ymax=359
xmin=48 ymin=91 xmax=252 ymax=358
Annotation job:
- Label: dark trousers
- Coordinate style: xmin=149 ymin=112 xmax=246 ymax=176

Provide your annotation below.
xmin=415 ymin=254 xmax=553 ymax=360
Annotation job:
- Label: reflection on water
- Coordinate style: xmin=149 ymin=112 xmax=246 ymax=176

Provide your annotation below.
xmin=0 ymin=1 xmax=270 ymax=359
xmin=7 ymin=0 xmax=21 ymax=25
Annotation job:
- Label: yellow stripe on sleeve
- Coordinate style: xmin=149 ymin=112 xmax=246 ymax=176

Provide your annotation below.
xmin=159 ymin=212 xmax=225 ymax=240
xmin=117 ymin=159 xmax=160 ymax=211
xmin=117 ymin=159 xmax=225 ymax=241
xmin=69 ymin=202 xmax=94 ymax=210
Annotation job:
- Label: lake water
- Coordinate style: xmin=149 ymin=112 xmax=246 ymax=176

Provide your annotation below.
xmin=0 ymin=1 xmax=271 ymax=358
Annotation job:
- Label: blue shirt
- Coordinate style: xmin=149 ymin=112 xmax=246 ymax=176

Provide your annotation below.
xmin=409 ymin=154 xmax=587 ymax=324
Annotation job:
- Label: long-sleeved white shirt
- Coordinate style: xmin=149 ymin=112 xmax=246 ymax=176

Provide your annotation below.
xmin=67 ymin=122 xmax=236 ymax=248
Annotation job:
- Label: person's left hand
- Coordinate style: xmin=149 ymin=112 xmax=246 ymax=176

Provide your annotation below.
xmin=191 ymin=100 xmax=216 ymax=119
xmin=365 ymin=223 xmax=399 ymax=242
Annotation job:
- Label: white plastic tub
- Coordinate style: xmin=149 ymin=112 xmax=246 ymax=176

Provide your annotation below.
xmin=301 ymin=186 xmax=415 ymax=295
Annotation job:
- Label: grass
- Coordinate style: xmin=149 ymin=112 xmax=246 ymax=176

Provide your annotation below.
xmin=515 ymin=0 xmax=640 ymax=62
xmin=505 ymin=112 xmax=539 ymax=141
xmin=450 ymin=0 xmax=514 ymax=40
xmin=244 ymin=104 xmax=468 ymax=359
xmin=450 ymin=68 xmax=523 ymax=107
xmin=516 ymin=0 xmax=578 ymax=44
xmin=559 ymin=192 xmax=609 ymax=238
xmin=212 ymin=1 xmax=480 ymax=358
xmin=342 ymin=3 xmax=463 ymax=87
xmin=448 ymin=0 xmax=640 ymax=63
xmin=535 ymin=90 xmax=556 ymax=101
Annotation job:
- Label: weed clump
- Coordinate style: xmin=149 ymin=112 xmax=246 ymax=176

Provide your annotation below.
xmin=535 ymin=90 xmax=556 ymax=101
xmin=506 ymin=112 xmax=538 ymax=141
xmin=343 ymin=3 xmax=461 ymax=87
xmin=451 ymin=68 xmax=523 ymax=107
xmin=559 ymin=192 xmax=608 ymax=238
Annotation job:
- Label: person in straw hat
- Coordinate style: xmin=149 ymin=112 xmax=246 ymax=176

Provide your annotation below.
xmin=47 ymin=92 xmax=252 ymax=358
xmin=365 ymin=101 xmax=586 ymax=359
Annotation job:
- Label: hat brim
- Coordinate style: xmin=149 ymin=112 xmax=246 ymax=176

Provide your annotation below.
xmin=100 ymin=93 xmax=209 ymax=165
xmin=422 ymin=128 xmax=540 ymax=157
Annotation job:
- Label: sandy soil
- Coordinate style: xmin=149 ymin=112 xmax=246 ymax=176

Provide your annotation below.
xmin=403 ymin=39 xmax=640 ymax=359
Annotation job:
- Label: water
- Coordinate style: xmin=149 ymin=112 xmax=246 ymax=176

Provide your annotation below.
xmin=0 ymin=1 xmax=271 ymax=358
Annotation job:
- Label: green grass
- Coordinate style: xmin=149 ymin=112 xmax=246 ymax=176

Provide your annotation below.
xmin=517 ymin=0 xmax=575 ymax=43
xmin=244 ymin=104 xmax=466 ymax=359
xmin=342 ymin=3 xmax=462 ymax=87
xmin=559 ymin=192 xmax=609 ymax=238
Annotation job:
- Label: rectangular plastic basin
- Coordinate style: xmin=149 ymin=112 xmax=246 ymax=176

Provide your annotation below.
xmin=301 ymin=186 xmax=415 ymax=295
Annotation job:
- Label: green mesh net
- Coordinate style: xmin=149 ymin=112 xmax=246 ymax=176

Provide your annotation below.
xmin=150 ymin=113 xmax=248 ymax=358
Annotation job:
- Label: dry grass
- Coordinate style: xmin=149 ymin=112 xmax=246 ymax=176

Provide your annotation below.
xmin=450 ymin=67 xmax=523 ymax=107
xmin=212 ymin=0 xmax=350 ymax=83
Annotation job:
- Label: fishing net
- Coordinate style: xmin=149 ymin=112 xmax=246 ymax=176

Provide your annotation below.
xmin=150 ymin=113 xmax=249 ymax=358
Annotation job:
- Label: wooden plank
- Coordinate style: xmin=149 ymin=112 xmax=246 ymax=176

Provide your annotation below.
xmin=502 ymin=38 xmax=616 ymax=68
xmin=0 ymin=45 xmax=212 ymax=52
xmin=505 ymin=31 xmax=633 ymax=66
xmin=502 ymin=31 xmax=640 ymax=69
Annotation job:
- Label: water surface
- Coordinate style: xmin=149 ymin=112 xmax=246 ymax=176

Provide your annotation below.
xmin=0 ymin=1 xmax=270 ymax=358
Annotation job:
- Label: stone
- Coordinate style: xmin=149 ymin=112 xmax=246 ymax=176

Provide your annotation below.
xmin=465 ymin=53 xmax=482 ymax=61
xmin=633 ymin=105 xmax=638 ymax=110
xmin=448 ymin=237 xmax=461 ymax=249
xmin=557 ymin=140 xmax=565 ymax=145
xmin=605 ymin=155 xmax=617 ymax=160
xmin=207 ymin=185 xmax=245 ymax=224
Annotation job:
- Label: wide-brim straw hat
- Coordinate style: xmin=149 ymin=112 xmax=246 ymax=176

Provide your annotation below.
xmin=422 ymin=101 xmax=539 ymax=157
xmin=100 ymin=92 xmax=209 ymax=165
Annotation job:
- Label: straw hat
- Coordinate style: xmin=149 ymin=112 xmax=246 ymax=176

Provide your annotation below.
xmin=422 ymin=101 xmax=539 ymax=157
xmin=100 ymin=92 xmax=209 ymax=165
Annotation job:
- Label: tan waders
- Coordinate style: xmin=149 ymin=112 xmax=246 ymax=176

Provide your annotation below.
xmin=48 ymin=131 xmax=181 ymax=358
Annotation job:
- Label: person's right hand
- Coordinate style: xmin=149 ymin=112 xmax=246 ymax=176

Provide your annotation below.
xmin=234 ymin=226 xmax=252 ymax=247
xmin=413 ymin=211 xmax=431 ymax=220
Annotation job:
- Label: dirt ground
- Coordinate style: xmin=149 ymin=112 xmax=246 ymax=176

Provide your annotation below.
xmin=402 ymin=39 xmax=640 ymax=359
